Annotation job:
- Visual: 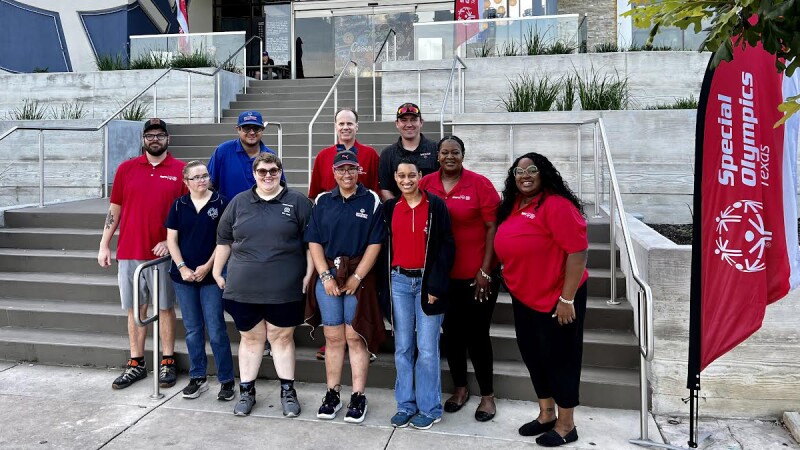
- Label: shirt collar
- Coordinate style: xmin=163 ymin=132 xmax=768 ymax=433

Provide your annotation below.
xmin=248 ymin=185 xmax=286 ymax=203
xmin=136 ymin=152 xmax=175 ymax=167
xmin=330 ymin=183 xmax=365 ymax=200
xmin=396 ymin=190 xmax=428 ymax=210
xmin=338 ymin=141 xmax=359 ymax=154
xmin=236 ymin=139 xmax=266 ymax=155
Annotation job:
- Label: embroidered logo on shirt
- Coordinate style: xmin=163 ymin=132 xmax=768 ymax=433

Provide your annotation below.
xmin=450 ymin=195 xmax=471 ymax=201
xmin=207 ymin=207 xmax=219 ymax=219
xmin=160 ymin=175 xmax=178 ymax=181
xmin=281 ymin=204 xmax=294 ymax=217
xmin=355 ymin=208 xmax=369 ymax=219
xmin=420 ymin=152 xmax=431 ymax=159
xmin=521 ymin=212 xmax=536 ymax=220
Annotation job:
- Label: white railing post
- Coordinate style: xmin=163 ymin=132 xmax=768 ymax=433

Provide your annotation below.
xmin=38 ymin=130 xmax=44 ymax=207
xmin=187 ymin=72 xmax=192 ymax=124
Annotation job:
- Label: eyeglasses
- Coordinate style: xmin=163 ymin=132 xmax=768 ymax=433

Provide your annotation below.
xmin=513 ymin=166 xmax=539 ymax=177
xmin=397 ymin=104 xmax=420 ymax=116
xmin=256 ymin=167 xmax=281 ymax=177
xmin=239 ymin=125 xmax=264 ymax=134
xmin=334 ymin=167 xmax=359 ymax=175
xmin=395 ymin=172 xmax=419 ymax=180
xmin=186 ymin=173 xmax=210 ymax=182
xmin=143 ymin=133 xmax=168 ymax=141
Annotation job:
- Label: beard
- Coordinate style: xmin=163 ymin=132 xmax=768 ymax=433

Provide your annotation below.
xmin=143 ymin=143 xmax=168 ymax=157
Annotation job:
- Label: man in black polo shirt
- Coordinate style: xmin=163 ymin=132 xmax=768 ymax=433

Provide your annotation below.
xmin=378 ymin=102 xmax=439 ymax=201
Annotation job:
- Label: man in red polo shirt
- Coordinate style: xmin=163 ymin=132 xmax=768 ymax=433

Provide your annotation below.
xmin=98 ymin=118 xmax=187 ymax=390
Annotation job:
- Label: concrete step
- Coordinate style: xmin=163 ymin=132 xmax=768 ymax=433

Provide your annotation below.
xmin=492 ymin=293 xmax=634 ymax=331
xmin=168 ymin=121 xmax=400 ymax=135
xmin=0 ymin=227 xmax=116 ymax=251
xmin=236 ymin=91 xmax=380 ymax=101
xmin=169 ymin=132 xmax=402 ymax=148
xmin=0 ymin=249 xmax=116 ymax=275
xmin=248 ymin=78 xmax=372 ymax=88
xmin=0 ymin=272 xmax=118 ymax=303
xmin=231 ymin=98 xmax=378 ymax=110
xmin=0 ymin=326 xmax=640 ymax=409
xmin=222 ymin=107 xmax=377 ymax=121
xmin=4 ymin=200 xmax=109 ymax=229
xmin=219 ymin=116 xmax=401 ymax=124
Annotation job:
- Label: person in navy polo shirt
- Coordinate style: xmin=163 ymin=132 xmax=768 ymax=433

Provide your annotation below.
xmin=494 ymin=152 xmax=588 ymax=447
xmin=98 ymin=118 xmax=187 ymax=390
xmin=165 ymin=161 xmax=235 ymax=402
xmin=305 ymin=150 xmax=385 ymax=424
xmin=207 ymin=110 xmax=285 ymax=200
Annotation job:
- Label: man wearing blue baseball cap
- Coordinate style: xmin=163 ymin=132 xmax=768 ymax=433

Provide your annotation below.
xmin=208 ymin=110 xmax=286 ymax=200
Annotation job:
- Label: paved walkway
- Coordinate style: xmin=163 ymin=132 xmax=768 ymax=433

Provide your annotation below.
xmin=0 ymin=362 xmax=795 ymax=449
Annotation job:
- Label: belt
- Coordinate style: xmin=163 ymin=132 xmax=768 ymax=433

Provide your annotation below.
xmin=392 ymin=266 xmax=423 ymax=277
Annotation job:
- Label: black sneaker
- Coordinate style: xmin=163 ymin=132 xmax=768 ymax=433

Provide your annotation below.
xmin=316 ymin=387 xmax=342 ymax=420
xmin=112 ymin=359 xmax=147 ymax=390
xmin=181 ymin=378 xmax=208 ymax=399
xmin=159 ymin=357 xmax=177 ymax=388
xmin=234 ymin=386 xmax=256 ymax=416
xmin=344 ymin=392 xmax=368 ymax=423
xmin=218 ymin=381 xmax=236 ymax=401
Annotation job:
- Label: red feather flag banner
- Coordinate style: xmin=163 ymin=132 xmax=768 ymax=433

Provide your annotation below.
xmin=454 ymin=0 xmax=480 ymax=49
xmin=687 ymin=39 xmax=800 ymax=446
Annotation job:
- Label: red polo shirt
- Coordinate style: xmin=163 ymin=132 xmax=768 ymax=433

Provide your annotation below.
xmin=308 ymin=141 xmax=380 ymax=199
xmin=391 ymin=191 xmax=429 ymax=269
xmin=420 ymin=169 xmax=500 ymax=279
xmin=110 ymin=153 xmax=187 ymax=260
xmin=494 ymin=194 xmax=589 ymax=312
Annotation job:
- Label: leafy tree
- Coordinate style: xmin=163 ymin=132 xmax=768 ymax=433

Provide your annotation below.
xmin=624 ymin=0 xmax=800 ymax=123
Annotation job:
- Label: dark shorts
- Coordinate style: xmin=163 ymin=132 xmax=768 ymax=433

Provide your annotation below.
xmin=224 ymin=299 xmax=305 ymax=331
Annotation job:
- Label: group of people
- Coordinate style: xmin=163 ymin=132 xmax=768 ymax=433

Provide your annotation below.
xmin=98 ymin=102 xmax=589 ymax=448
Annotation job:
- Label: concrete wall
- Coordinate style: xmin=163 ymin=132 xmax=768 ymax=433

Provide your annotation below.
xmin=381 ymin=52 xmax=709 ymax=120
xmin=619 ymin=219 xmax=800 ymax=418
xmin=451 ymin=110 xmax=697 ymax=224
xmin=188 ymin=0 xmax=213 ymax=33
xmin=558 ymin=0 xmax=617 ymax=48
xmin=0 ymin=69 xmax=245 ymax=124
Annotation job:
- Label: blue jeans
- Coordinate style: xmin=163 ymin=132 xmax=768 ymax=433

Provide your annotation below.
xmin=391 ymin=271 xmax=445 ymax=419
xmin=315 ymin=275 xmax=358 ymax=326
xmin=173 ymin=282 xmax=234 ymax=383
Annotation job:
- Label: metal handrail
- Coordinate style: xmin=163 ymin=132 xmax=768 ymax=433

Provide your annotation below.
xmin=307 ymin=60 xmax=359 ymax=177
xmin=446 ymin=116 xmax=656 ymax=445
xmin=132 ymin=255 xmax=171 ymax=400
xmin=372 ymin=29 xmax=397 ymax=121
xmin=0 ymin=35 xmax=262 ymax=207
xmin=439 ymin=56 xmax=467 ymax=138
xmin=372 ymin=66 xmax=464 ymax=119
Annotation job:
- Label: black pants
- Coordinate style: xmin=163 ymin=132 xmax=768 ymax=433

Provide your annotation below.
xmin=442 ymin=276 xmax=500 ymax=396
xmin=512 ymin=282 xmax=587 ymax=409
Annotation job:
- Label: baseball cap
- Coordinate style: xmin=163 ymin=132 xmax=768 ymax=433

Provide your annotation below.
xmin=396 ymin=102 xmax=421 ymax=119
xmin=332 ymin=150 xmax=359 ymax=168
xmin=237 ymin=111 xmax=264 ymax=128
xmin=143 ymin=118 xmax=168 ymax=134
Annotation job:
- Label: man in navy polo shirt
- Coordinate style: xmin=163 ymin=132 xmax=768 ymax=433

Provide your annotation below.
xmin=207 ymin=110 xmax=285 ymax=200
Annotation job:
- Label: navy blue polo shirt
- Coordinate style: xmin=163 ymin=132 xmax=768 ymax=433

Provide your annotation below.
xmin=207 ymin=138 xmax=284 ymax=200
xmin=305 ymin=184 xmax=386 ymax=259
xmin=165 ymin=192 xmax=228 ymax=285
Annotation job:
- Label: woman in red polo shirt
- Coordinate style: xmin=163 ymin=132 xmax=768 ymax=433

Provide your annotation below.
xmin=419 ymin=136 xmax=501 ymax=422
xmin=494 ymin=152 xmax=588 ymax=448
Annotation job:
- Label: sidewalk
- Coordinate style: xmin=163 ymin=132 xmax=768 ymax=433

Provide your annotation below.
xmin=0 ymin=361 xmax=795 ymax=449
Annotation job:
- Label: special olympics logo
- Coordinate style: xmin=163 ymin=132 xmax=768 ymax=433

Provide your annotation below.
xmin=457 ymin=7 xmax=477 ymax=20
xmin=714 ymin=200 xmax=772 ymax=273
xmin=207 ymin=207 xmax=219 ymax=219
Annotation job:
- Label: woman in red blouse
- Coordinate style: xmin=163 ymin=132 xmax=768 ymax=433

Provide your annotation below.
xmin=494 ymin=152 xmax=588 ymax=447
xmin=419 ymin=136 xmax=501 ymax=422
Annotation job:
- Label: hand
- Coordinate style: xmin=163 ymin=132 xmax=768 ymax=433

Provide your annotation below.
xmin=179 ymin=266 xmax=196 ymax=282
xmin=193 ymin=263 xmax=210 ymax=282
xmin=342 ymin=275 xmax=361 ymax=295
xmin=553 ymin=301 xmax=576 ymax=326
xmin=473 ymin=270 xmax=491 ymax=302
xmin=302 ymin=272 xmax=313 ymax=294
xmin=152 ymin=241 xmax=169 ymax=257
xmin=427 ymin=294 xmax=438 ymax=304
xmin=214 ymin=274 xmax=226 ymax=290
xmin=98 ymin=246 xmax=112 ymax=268
xmin=322 ymin=278 xmax=340 ymax=297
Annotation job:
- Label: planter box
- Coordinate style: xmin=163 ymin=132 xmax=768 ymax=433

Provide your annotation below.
xmin=620 ymin=216 xmax=800 ymax=418
xmin=0 ymin=69 xmax=245 ymax=124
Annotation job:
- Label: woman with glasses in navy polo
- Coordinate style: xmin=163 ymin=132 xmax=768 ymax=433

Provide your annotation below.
xmin=165 ymin=161 xmax=235 ymax=401
xmin=494 ymin=152 xmax=588 ymax=447
xmin=384 ymin=157 xmax=455 ymax=430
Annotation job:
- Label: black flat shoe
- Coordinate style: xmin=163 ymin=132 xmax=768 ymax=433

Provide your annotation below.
xmin=518 ymin=418 xmax=557 ymax=436
xmin=535 ymin=428 xmax=579 ymax=447
xmin=474 ymin=409 xmax=495 ymax=422
xmin=444 ymin=393 xmax=469 ymax=413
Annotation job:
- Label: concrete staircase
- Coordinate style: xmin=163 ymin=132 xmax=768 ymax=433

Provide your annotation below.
xmin=0 ymin=77 xmax=641 ymax=410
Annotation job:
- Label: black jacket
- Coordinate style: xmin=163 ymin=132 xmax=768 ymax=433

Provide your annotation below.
xmin=382 ymin=190 xmax=455 ymax=316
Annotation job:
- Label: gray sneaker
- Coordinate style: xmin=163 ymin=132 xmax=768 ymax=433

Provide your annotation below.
xmin=234 ymin=387 xmax=256 ymax=416
xmin=281 ymin=387 xmax=301 ymax=417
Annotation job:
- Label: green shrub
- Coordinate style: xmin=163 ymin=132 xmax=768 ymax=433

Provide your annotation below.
xmin=118 ymin=100 xmax=150 ymax=121
xmin=627 ymin=43 xmax=675 ymax=52
xmin=546 ymin=40 xmax=578 ymax=55
xmin=574 ymin=68 xmax=629 ymax=110
xmin=473 ymin=40 xmax=493 ymax=58
xmin=8 ymin=99 xmax=48 ymax=120
xmin=556 ymin=75 xmax=577 ymax=111
xmin=95 ymin=53 xmax=127 ymax=71
xmin=217 ymin=60 xmax=242 ymax=74
xmin=522 ymin=28 xmax=548 ymax=56
xmin=647 ymin=95 xmax=699 ymax=110
xmin=593 ymin=42 xmax=620 ymax=53
xmin=501 ymin=73 xmax=561 ymax=112
xmin=170 ymin=49 xmax=216 ymax=68
xmin=129 ymin=52 xmax=170 ymax=70
xmin=499 ymin=41 xmax=518 ymax=57
xmin=50 ymin=102 xmax=87 ymax=119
